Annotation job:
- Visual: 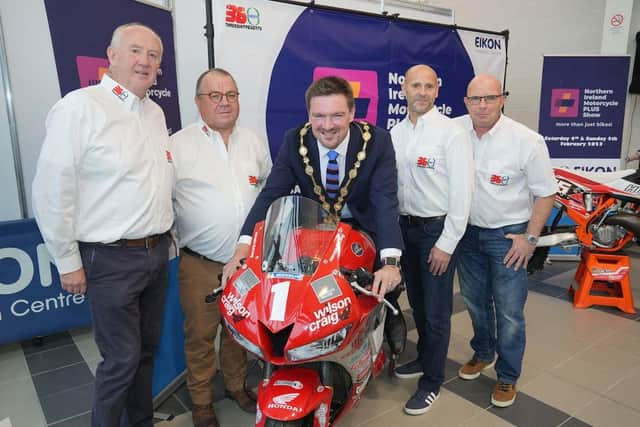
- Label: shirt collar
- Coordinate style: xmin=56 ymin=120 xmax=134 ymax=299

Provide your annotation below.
xmin=405 ymin=107 xmax=438 ymax=129
xmin=198 ymin=118 xmax=237 ymax=143
xmin=317 ymin=129 xmax=350 ymax=158
xmin=100 ymin=74 xmax=145 ymax=111
xmin=472 ymin=114 xmax=505 ymax=139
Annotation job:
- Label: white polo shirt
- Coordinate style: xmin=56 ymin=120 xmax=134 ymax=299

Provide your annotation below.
xmin=391 ymin=108 xmax=474 ymax=254
xmin=171 ymin=120 xmax=272 ymax=262
xmin=455 ymin=114 xmax=557 ymax=229
xmin=32 ymin=74 xmax=174 ymax=274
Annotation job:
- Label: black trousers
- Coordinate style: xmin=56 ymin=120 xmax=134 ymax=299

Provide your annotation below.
xmin=80 ymin=237 xmax=169 ymax=427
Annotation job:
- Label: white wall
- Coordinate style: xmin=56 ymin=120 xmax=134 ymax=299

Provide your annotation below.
xmin=625 ymin=3 xmax=640 ymax=157
xmin=0 ymin=0 xmax=60 ymax=220
xmin=1 ymin=0 xmax=638 ymax=220
xmin=173 ymin=0 xmax=208 ymax=128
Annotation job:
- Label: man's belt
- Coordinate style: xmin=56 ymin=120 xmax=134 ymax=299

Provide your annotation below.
xmin=181 ymin=247 xmax=221 ymax=264
xmin=401 ymin=214 xmax=446 ymax=225
xmin=102 ymin=232 xmax=169 ymax=248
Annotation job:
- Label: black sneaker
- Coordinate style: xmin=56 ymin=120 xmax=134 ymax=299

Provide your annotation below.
xmin=394 ymin=359 xmax=422 ymax=379
xmin=404 ymin=389 xmax=439 ymax=415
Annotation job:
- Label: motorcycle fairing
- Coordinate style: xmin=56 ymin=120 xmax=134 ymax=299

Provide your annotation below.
xmin=555 ymin=168 xmax=640 ymax=200
xmin=257 ymin=367 xmax=333 ymax=425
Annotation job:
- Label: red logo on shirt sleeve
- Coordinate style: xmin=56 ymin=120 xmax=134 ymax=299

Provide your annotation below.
xmin=248 ymin=175 xmax=258 ymax=186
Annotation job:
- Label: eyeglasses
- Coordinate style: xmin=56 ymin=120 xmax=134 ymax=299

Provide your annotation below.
xmin=197 ymin=91 xmax=239 ymax=103
xmin=465 ymin=94 xmax=507 ymax=105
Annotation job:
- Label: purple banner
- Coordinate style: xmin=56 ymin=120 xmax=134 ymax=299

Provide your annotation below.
xmin=539 ymin=56 xmax=629 ymax=160
xmin=44 ymin=0 xmax=181 ymax=134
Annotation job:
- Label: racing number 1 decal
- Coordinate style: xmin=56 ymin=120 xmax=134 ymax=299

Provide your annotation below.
xmin=270 ymin=281 xmax=290 ymax=321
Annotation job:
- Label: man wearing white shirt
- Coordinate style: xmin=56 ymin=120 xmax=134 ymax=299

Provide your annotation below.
xmin=455 ymin=74 xmax=556 ymax=408
xmin=32 ymin=23 xmax=173 ymax=426
xmin=171 ymin=68 xmax=271 ymax=427
xmin=391 ymin=64 xmax=474 ymax=415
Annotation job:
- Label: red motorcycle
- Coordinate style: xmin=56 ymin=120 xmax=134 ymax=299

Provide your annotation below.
xmin=530 ymin=167 xmax=640 ymax=269
xmin=211 ymin=195 xmax=402 ymax=427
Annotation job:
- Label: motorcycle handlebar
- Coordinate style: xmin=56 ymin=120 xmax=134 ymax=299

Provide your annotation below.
xmin=204 ymin=272 xmax=226 ymax=304
xmin=205 ymin=259 xmax=246 ymax=304
xmin=341 ymin=267 xmax=400 ymax=316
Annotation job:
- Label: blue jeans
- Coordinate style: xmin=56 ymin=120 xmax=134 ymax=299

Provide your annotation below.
xmin=457 ymin=223 xmax=528 ymax=384
xmin=400 ymin=216 xmax=456 ymax=393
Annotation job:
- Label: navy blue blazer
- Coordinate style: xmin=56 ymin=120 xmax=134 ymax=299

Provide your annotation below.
xmin=241 ymin=122 xmax=403 ymax=252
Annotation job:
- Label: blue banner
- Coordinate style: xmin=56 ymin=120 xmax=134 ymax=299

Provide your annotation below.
xmin=265 ymin=8 xmax=475 ymax=153
xmin=44 ymin=0 xmax=182 ymax=134
xmin=0 ymin=218 xmax=184 ymax=397
xmin=0 ymin=219 xmax=90 ymax=345
xmin=538 ymin=55 xmax=629 ymax=170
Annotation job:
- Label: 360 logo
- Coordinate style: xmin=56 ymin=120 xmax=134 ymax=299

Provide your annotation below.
xmin=225 ymin=4 xmax=262 ymax=30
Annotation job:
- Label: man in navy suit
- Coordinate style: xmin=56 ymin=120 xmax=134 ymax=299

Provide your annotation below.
xmin=222 ymin=76 xmax=402 ymax=297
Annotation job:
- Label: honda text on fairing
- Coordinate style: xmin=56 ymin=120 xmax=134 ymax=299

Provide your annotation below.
xmin=529 ymin=167 xmax=640 ymax=270
xmin=210 ymin=195 xmax=404 ymax=427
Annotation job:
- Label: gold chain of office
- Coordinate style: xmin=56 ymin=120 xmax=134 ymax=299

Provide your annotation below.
xmin=298 ymin=121 xmax=372 ymax=219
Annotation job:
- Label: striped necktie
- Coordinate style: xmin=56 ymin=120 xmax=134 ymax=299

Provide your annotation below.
xmin=326 ymin=150 xmax=340 ymax=200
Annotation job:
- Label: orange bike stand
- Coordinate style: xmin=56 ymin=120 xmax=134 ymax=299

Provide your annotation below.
xmin=570 ymin=249 xmax=636 ymax=314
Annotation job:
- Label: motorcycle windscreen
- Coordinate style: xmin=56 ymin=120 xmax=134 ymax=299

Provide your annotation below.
xmin=262 ymin=195 xmax=337 ymax=276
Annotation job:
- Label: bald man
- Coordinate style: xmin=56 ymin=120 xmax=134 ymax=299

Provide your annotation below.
xmin=33 ymin=23 xmax=173 ymax=426
xmin=454 ymin=74 xmax=555 ymax=408
xmin=390 ymin=64 xmax=474 ymax=415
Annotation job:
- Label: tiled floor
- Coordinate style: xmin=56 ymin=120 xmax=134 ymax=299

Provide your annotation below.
xmin=2 ymin=254 xmax=640 ymax=427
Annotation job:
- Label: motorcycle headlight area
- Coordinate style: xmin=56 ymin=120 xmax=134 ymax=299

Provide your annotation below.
xmin=224 ymin=319 xmax=264 ymax=359
xmin=287 ymin=324 xmax=352 ymax=361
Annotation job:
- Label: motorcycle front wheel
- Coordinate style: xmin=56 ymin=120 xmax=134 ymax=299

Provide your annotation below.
xmin=265 ymin=416 xmax=313 ymax=427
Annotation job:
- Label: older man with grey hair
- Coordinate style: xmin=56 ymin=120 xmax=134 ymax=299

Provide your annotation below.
xmin=33 ymin=23 xmax=173 ymax=426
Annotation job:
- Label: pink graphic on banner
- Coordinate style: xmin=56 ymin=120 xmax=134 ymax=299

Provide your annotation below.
xmin=313 ymin=67 xmax=378 ymax=125
xmin=550 ymin=88 xmax=580 ymax=118
xmin=76 ymin=56 xmax=109 ymax=88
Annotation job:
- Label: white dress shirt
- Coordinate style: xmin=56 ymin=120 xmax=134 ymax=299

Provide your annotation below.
xmin=171 ymin=120 xmax=272 ymax=262
xmin=391 ymin=108 xmax=474 ymax=254
xmin=455 ymin=114 xmax=557 ymax=229
xmin=32 ymin=74 xmax=174 ymax=274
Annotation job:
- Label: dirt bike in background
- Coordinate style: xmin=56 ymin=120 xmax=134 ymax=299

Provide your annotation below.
xmin=208 ymin=195 xmax=405 ymax=427
xmin=529 ymin=167 xmax=640 ymax=272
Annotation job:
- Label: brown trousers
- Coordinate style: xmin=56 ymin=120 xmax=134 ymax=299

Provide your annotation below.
xmin=179 ymin=252 xmax=248 ymax=405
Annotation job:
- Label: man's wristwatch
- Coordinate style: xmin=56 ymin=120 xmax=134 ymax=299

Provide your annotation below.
xmin=524 ymin=233 xmax=538 ymax=246
xmin=382 ymin=257 xmax=401 ymax=268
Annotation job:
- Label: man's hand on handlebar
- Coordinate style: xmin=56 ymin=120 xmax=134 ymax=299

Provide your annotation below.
xmin=370 ymin=265 xmax=401 ymax=301
xmin=221 ymin=243 xmax=250 ymax=288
